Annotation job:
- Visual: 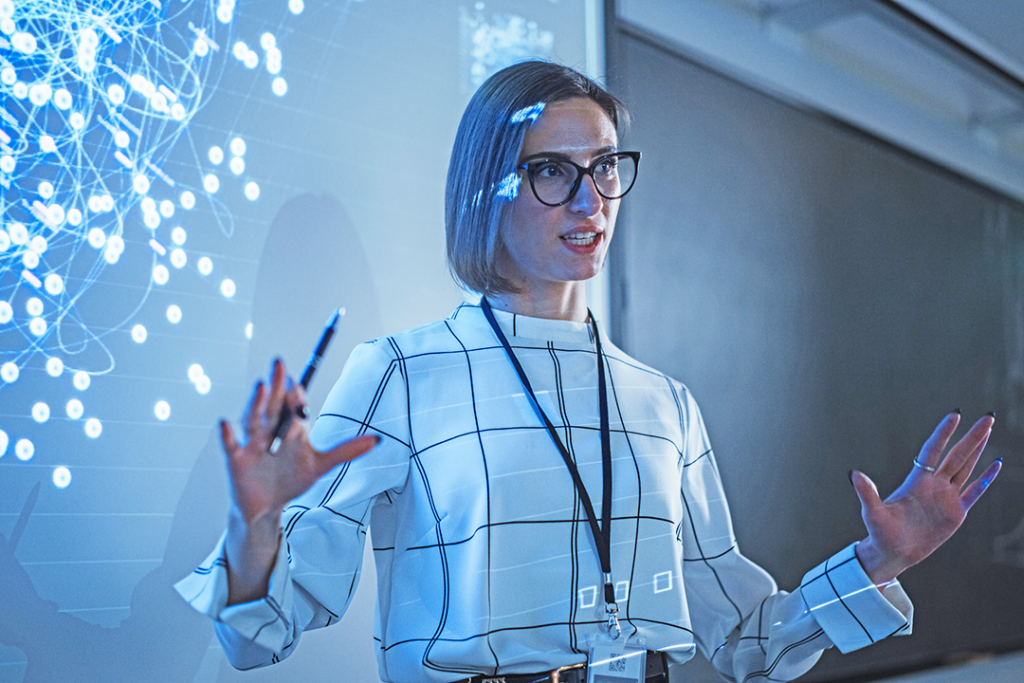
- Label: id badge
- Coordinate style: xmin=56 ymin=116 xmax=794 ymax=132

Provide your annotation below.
xmin=586 ymin=643 xmax=647 ymax=683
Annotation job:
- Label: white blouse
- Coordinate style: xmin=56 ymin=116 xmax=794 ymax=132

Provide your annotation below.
xmin=176 ymin=303 xmax=912 ymax=683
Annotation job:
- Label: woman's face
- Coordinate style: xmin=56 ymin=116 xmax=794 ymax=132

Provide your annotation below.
xmin=499 ymin=98 xmax=620 ymax=296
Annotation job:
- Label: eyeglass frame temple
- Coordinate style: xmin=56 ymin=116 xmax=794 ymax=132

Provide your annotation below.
xmin=518 ymin=151 xmax=642 ymax=207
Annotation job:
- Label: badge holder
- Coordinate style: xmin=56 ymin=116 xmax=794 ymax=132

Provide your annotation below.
xmin=585 ymin=601 xmax=647 ymax=683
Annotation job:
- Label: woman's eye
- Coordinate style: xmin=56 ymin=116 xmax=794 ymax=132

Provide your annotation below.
xmin=596 ymin=158 xmax=618 ymax=175
xmin=535 ymin=162 xmax=565 ymax=178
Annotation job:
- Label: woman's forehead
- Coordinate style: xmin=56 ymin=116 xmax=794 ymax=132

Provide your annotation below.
xmin=519 ymin=98 xmax=618 ymax=157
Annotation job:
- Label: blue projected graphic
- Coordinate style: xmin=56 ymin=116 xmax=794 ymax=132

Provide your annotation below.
xmin=0 ymin=0 xmax=306 ymax=481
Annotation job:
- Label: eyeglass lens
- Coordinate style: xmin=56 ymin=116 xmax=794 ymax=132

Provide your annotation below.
xmin=529 ymin=153 xmax=637 ymax=206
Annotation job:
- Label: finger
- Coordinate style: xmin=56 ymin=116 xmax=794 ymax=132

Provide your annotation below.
xmin=960 ymin=458 xmax=1002 ymax=510
xmin=317 ymin=434 xmax=381 ymax=476
xmin=851 ymin=470 xmax=883 ymax=515
xmin=242 ymin=380 xmax=266 ymax=440
xmin=950 ymin=421 xmax=993 ymax=488
xmin=917 ymin=412 xmax=961 ymax=469
xmin=938 ymin=415 xmax=994 ymax=481
xmin=265 ymin=358 xmax=289 ymax=425
xmin=220 ymin=419 xmax=240 ymax=459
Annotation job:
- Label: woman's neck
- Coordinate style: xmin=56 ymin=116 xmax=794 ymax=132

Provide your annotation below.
xmin=486 ymin=282 xmax=588 ymax=322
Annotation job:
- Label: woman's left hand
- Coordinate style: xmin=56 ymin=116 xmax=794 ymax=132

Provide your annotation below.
xmin=851 ymin=412 xmax=1002 ymax=585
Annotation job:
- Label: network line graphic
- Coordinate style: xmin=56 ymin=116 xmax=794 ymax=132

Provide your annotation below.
xmin=0 ymin=0 xmax=307 ymax=485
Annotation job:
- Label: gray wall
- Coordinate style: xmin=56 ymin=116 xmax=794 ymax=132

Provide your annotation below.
xmin=609 ymin=25 xmax=1024 ymax=682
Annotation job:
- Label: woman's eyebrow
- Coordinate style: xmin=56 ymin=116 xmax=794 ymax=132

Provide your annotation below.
xmin=520 ymin=145 xmax=619 ymax=163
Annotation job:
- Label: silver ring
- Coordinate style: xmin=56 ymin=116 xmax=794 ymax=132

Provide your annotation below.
xmin=913 ymin=459 xmax=937 ymax=473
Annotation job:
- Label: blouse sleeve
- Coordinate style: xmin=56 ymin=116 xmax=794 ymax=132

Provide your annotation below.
xmin=174 ymin=340 xmax=411 ymax=670
xmin=677 ymin=389 xmax=913 ymax=682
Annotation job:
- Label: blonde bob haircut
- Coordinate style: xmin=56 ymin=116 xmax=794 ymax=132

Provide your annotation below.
xmin=445 ymin=61 xmax=630 ymax=296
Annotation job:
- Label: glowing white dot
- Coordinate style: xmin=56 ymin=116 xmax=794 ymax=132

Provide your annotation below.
xmin=29 ymin=317 xmax=47 ymax=336
xmin=79 ymin=28 xmax=99 ymax=48
xmin=103 ymin=249 xmax=120 ymax=265
xmin=230 ymin=136 xmax=246 ymax=156
xmin=187 ymin=364 xmax=204 ymax=383
xmin=244 ymin=181 xmax=260 ymax=200
xmin=22 ymin=250 xmax=39 ymax=269
xmin=260 ymin=33 xmax=276 ymax=50
xmin=133 ymin=175 xmax=151 ymax=194
xmin=26 ymin=297 xmax=43 ymax=316
xmin=87 ymin=195 xmax=102 ymax=213
xmin=44 ymin=273 xmax=63 ymax=295
xmin=171 ymin=227 xmax=186 ymax=245
xmin=0 ymin=67 xmax=14 ymax=84
xmin=114 ymin=130 xmax=130 ymax=147
xmin=208 ymin=146 xmax=224 ymax=165
xmin=197 ymin=256 xmax=213 ymax=276
xmin=107 ymin=83 xmax=125 ymax=105
xmin=144 ymin=211 xmax=160 ymax=229
xmin=15 ymin=438 xmax=34 ymax=461
xmin=52 ymin=466 xmax=71 ymax=488
xmin=0 ymin=154 xmax=14 ymax=173
xmin=266 ymin=56 xmax=282 ymax=75
xmin=78 ymin=54 xmax=96 ymax=74
xmin=69 ymin=112 xmax=85 ymax=130
xmin=194 ymin=38 xmax=209 ymax=57
xmin=1 ymin=362 xmax=18 ymax=382
xmin=9 ymin=222 xmax=27 ymax=244
xmin=45 ymin=356 xmax=63 ymax=376
xmin=180 ymin=191 xmax=195 ymax=209
xmin=38 ymin=135 xmax=56 ymax=153
xmin=100 ymin=195 xmax=114 ymax=212
xmin=150 ymin=91 xmax=168 ymax=113
xmin=130 ymin=74 xmax=155 ymax=97
xmin=0 ymin=429 xmax=6 ymax=457
xmin=36 ymin=182 xmax=53 ymax=200
xmin=154 ymin=400 xmax=171 ymax=420
xmin=158 ymin=200 xmax=174 ymax=218
xmin=141 ymin=197 xmax=156 ymax=213
xmin=66 ymin=399 xmax=83 ymax=419
xmin=203 ymin=174 xmax=220 ymax=193
xmin=216 ymin=4 xmax=232 ymax=22
xmin=28 ymin=82 xmax=51 ymax=105
xmin=84 ymin=418 xmax=102 ymax=438
xmin=152 ymin=264 xmax=169 ymax=285
xmin=232 ymin=41 xmax=248 ymax=60
xmin=170 ymin=248 xmax=187 ymax=268
xmin=166 ymin=304 xmax=182 ymax=323
xmin=32 ymin=402 xmax=50 ymax=423
xmin=54 ymin=88 xmax=72 ymax=109
xmin=289 ymin=0 xmax=304 ymax=14
xmin=229 ymin=156 xmax=245 ymax=175
xmin=29 ymin=235 xmax=47 ymax=254
xmin=73 ymin=370 xmax=90 ymax=390
xmin=13 ymin=81 xmax=27 ymax=99
xmin=272 ymin=77 xmax=288 ymax=96
xmin=49 ymin=204 xmax=65 ymax=225
xmin=170 ymin=102 xmax=186 ymax=120
xmin=88 ymin=227 xmax=106 ymax=248
xmin=107 ymin=235 xmax=124 ymax=255
xmin=13 ymin=32 xmax=36 ymax=54
xmin=196 ymin=375 xmax=212 ymax=394
xmin=131 ymin=324 xmax=147 ymax=343
xmin=0 ymin=301 xmax=11 ymax=323
xmin=243 ymin=51 xmax=259 ymax=69
xmin=220 ymin=279 xmax=236 ymax=298
xmin=67 ymin=208 xmax=82 ymax=226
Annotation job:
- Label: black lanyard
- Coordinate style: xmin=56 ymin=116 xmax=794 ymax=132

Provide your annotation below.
xmin=480 ymin=298 xmax=621 ymax=636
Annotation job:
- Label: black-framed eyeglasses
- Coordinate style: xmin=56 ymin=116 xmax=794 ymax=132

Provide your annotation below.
xmin=518 ymin=151 xmax=641 ymax=207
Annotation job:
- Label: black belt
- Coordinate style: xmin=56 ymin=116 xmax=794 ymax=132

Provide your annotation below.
xmin=462 ymin=650 xmax=668 ymax=683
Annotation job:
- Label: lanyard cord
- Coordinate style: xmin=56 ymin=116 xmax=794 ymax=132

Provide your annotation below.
xmin=480 ymin=299 xmax=618 ymax=614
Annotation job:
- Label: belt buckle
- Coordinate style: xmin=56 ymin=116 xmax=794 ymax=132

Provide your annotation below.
xmin=549 ymin=661 xmax=586 ymax=683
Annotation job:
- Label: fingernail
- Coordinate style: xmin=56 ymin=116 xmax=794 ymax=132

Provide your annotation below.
xmin=296 ymin=405 xmax=308 ymax=419
xmin=986 ymin=411 xmax=996 ymax=418
xmin=848 ymin=470 xmax=854 ymax=484
xmin=373 ymin=435 xmax=382 ymax=445
xmin=996 ymin=457 xmax=1003 ymax=464
xmin=953 ymin=407 xmax=961 ymax=414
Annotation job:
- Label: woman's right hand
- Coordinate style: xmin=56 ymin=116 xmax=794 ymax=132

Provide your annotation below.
xmin=221 ymin=358 xmax=379 ymax=605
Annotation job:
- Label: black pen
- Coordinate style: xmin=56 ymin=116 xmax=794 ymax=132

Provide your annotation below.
xmin=269 ymin=307 xmax=345 ymax=454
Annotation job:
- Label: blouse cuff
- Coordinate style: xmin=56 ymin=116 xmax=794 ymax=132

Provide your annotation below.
xmin=799 ymin=542 xmax=913 ymax=654
xmin=174 ymin=532 xmax=297 ymax=651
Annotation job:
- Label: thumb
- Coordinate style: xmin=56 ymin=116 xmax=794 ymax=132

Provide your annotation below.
xmin=850 ymin=469 xmax=882 ymax=513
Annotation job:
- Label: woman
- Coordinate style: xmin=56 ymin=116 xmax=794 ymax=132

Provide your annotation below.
xmin=177 ymin=62 xmax=1001 ymax=683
